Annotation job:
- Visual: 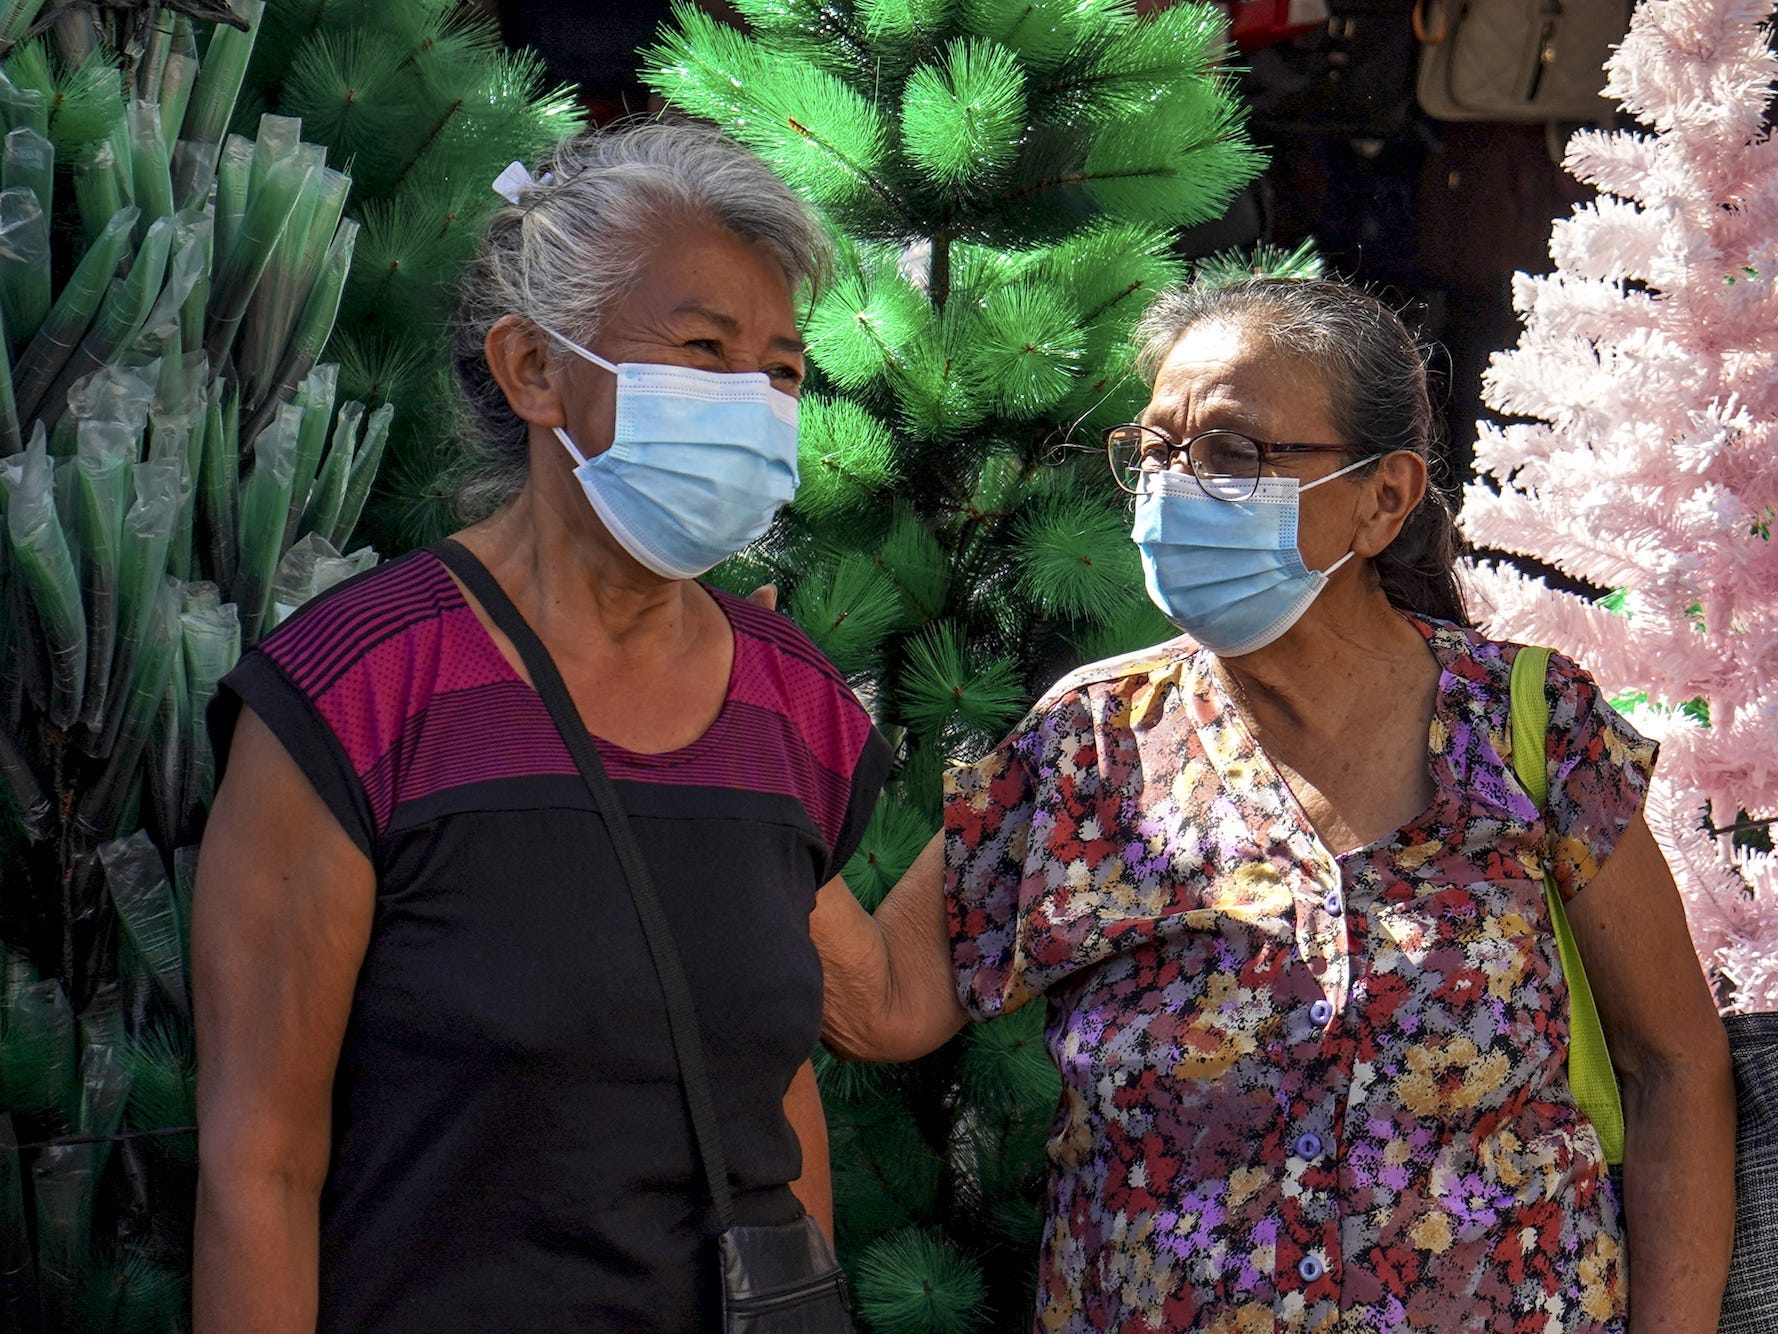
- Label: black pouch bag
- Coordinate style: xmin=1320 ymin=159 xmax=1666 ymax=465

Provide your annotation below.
xmin=433 ymin=540 xmax=852 ymax=1333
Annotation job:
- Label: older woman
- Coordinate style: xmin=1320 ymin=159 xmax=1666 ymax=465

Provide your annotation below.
xmin=193 ymin=124 xmax=889 ymax=1331
xmin=813 ymin=279 xmax=1734 ymax=1330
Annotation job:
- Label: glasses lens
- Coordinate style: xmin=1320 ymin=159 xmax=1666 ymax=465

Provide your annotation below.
xmin=1105 ymin=425 xmax=1172 ymax=493
xmin=1187 ymin=432 xmax=1262 ymax=501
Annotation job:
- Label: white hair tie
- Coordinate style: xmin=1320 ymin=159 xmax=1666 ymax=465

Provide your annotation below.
xmin=492 ymin=160 xmax=555 ymax=206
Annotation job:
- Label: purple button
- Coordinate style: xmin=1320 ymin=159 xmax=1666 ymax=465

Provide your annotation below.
xmin=1298 ymin=1255 xmax=1325 ymax=1283
xmin=1295 ymin=1132 xmax=1323 ymax=1159
xmin=1309 ymin=1000 xmax=1333 ymax=1025
xmin=1323 ymin=891 xmax=1344 ymax=916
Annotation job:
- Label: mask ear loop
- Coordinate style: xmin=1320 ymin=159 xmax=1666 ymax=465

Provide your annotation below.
xmin=1298 ymin=452 xmax=1380 ymax=492
xmin=552 ymin=426 xmax=589 ymax=468
xmin=1300 ymin=454 xmax=1378 ymax=579
xmin=535 ymin=324 xmax=616 ymax=470
xmin=539 ymin=324 xmax=620 ymax=375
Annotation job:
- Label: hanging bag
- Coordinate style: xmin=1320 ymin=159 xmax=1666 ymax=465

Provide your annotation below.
xmin=432 ymin=539 xmax=853 ymax=1334
xmin=1413 ymin=0 xmax=1632 ymax=123
xmin=1508 ymin=645 xmax=1624 ymax=1162
xmin=1508 ymin=645 xmax=1778 ymax=1331
xmin=1720 ymin=1010 xmax=1778 ymax=1331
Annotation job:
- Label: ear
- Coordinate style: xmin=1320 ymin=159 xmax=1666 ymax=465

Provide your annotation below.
xmin=1353 ymin=450 xmax=1427 ymax=558
xmin=484 ymin=315 xmax=567 ymax=429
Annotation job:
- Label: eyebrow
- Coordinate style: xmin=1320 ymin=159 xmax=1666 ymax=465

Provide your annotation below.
xmin=672 ymin=302 xmax=805 ymax=357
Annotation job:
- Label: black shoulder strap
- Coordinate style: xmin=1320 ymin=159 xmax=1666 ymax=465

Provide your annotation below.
xmin=429 ymin=539 xmax=736 ymax=1229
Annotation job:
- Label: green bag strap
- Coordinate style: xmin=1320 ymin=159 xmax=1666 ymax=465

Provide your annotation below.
xmin=1508 ymin=645 xmax=1626 ymax=1167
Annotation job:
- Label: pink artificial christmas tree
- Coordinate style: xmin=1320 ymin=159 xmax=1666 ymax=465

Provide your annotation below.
xmin=1460 ymin=0 xmax=1778 ymax=1011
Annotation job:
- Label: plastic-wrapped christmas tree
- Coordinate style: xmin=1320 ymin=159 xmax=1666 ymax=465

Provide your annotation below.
xmin=646 ymin=3 xmax=1264 ymax=1326
xmin=0 ymin=3 xmax=568 ymax=1325
xmin=1459 ymin=0 xmax=1778 ymax=1012
xmin=241 ymin=0 xmax=581 ymax=551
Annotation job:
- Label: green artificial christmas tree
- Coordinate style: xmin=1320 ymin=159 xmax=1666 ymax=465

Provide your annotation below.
xmin=0 ymin=3 xmax=572 ymax=1326
xmin=646 ymin=3 xmax=1268 ymax=1327
xmin=239 ymin=0 xmax=581 ymax=552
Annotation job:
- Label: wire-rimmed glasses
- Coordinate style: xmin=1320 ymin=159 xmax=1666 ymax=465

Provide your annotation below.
xmin=1104 ymin=423 xmax=1360 ymax=501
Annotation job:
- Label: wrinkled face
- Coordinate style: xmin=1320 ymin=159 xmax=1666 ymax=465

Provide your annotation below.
xmin=553 ymin=221 xmax=807 ymax=457
xmin=1142 ymin=319 xmax=1368 ymax=575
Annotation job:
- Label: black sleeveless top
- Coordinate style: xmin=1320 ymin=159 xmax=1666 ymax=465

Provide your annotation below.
xmin=213 ymin=550 xmax=891 ymax=1331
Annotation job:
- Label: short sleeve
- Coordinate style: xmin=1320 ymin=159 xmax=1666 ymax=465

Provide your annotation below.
xmin=210 ymin=649 xmax=378 ymax=859
xmin=827 ymin=725 xmax=894 ymax=881
xmin=1541 ymin=651 xmax=1659 ymax=904
xmin=943 ymin=688 xmax=1105 ymax=1020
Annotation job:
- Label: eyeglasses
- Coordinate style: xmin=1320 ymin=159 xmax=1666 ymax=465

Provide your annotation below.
xmin=1104 ymin=423 xmax=1360 ymax=501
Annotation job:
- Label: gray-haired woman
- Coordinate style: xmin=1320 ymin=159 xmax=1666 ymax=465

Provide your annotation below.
xmin=192 ymin=123 xmax=890 ymax=1332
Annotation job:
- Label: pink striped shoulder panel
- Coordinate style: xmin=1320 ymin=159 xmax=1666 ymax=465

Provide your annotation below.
xmin=253 ymin=551 xmax=879 ymax=849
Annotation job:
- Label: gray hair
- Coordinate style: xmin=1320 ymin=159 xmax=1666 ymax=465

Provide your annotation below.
xmin=1133 ymin=277 xmax=1470 ymax=625
xmin=451 ymin=122 xmax=832 ymax=517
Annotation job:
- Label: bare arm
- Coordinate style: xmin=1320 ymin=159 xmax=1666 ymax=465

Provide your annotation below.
xmin=811 ymin=833 xmax=969 ymax=1063
xmin=783 ymin=1061 xmax=832 ymax=1242
xmin=192 ymin=709 xmax=375 ymax=1334
xmin=1566 ymin=815 xmax=1734 ymax=1331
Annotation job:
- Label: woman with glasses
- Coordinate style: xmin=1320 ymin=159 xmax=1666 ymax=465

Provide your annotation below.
xmin=810 ymin=278 xmax=1733 ymax=1330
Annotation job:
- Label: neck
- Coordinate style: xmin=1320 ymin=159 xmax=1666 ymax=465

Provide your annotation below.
xmin=459 ymin=436 xmax=709 ymax=656
xmin=1214 ymin=573 xmax=1430 ymax=732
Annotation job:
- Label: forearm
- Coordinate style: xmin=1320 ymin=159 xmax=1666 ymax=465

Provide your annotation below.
xmin=1620 ymin=1050 xmax=1735 ymax=1331
xmin=783 ymin=1061 xmax=833 ymax=1242
xmin=815 ymin=836 xmax=968 ymax=1063
xmin=818 ymin=898 xmax=914 ymax=1061
xmin=193 ymin=1166 xmax=322 ymax=1334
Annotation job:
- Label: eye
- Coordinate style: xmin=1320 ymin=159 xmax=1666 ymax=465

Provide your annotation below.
xmin=684 ymin=338 xmax=722 ymax=355
xmin=766 ymin=363 xmax=804 ymax=388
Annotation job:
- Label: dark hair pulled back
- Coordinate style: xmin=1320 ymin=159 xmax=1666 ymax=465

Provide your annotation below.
xmin=1134 ymin=277 xmax=1470 ymax=626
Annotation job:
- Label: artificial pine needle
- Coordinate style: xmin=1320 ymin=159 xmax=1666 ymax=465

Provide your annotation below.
xmin=840 ymin=795 xmax=935 ymax=910
xmin=852 ymin=1228 xmax=988 ymax=1334
xmin=1012 ymin=491 xmax=1143 ymax=619
xmin=897 ymin=621 xmax=1024 ymax=745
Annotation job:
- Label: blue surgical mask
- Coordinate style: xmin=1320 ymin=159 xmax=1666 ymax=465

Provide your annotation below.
xmin=541 ymin=326 xmax=800 ymax=580
xmin=1131 ymin=459 xmax=1371 ymax=656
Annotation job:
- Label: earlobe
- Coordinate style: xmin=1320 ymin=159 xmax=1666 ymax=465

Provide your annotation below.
xmin=1355 ymin=451 xmax=1428 ymax=558
xmin=484 ymin=316 xmax=567 ymax=429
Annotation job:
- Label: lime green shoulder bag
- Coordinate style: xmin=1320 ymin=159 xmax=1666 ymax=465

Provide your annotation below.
xmin=1508 ymin=645 xmax=1626 ymax=1166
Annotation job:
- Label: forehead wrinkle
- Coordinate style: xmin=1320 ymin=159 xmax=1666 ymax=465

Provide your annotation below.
xmin=669 ymin=301 xmax=742 ymax=333
xmin=1141 ymin=382 xmax=1266 ymax=435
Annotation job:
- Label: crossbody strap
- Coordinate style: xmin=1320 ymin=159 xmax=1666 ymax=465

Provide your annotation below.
xmin=1508 ymin=644 xmax=1625 ymax=1166
xmin=430 ymin=539 xmax=737 ymax=1227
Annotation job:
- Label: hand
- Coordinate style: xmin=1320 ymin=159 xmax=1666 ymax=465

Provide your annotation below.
xmin=748 ymin=584 xmax=778 ymax=612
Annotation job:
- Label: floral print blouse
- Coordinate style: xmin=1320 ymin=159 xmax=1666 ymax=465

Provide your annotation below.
xmin=943 ymin=615 xmax=1657 ymax=1333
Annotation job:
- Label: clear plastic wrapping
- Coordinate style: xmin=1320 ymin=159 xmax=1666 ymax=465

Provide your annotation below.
xmin=1 ymin=433 xmax=86 ymax=728
xmin=231 ymin=402 xmax=298 ymax=643
xmin=78 ymin=577 xmax=178 ymax=837
xmin=91 ymin=460 xmax=178 ymax=758
xmin=74 ymin=418 xmax=137 ymax=734
xmin=0 ymin=186 xmax=51 ymax=348
xmin=99 ymin=831 xmax=188 ymax=1021
xmin=177 ymin=580 xmax=237 ymax=824
xmin=267 ymin=531 xmax=375 ymax=630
